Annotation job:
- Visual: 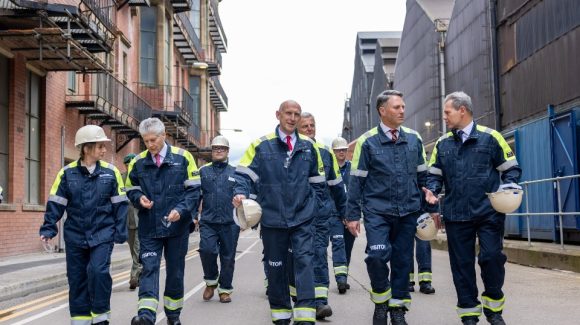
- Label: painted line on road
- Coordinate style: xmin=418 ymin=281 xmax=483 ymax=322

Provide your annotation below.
xmin=155 ymin=238 xmax=260 ymax=324
xmin=2 ymin=250 xmax=201 ymax=324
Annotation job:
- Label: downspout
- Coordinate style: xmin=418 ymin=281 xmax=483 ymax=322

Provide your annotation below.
xmin=490 ymin=0 xmax=502 ymax=130
xmin=436 ymin=19 xmax=448 ymax=135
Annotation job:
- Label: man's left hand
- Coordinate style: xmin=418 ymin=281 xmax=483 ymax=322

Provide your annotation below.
xmin=167 ymin=209 xmax=181 ymax=222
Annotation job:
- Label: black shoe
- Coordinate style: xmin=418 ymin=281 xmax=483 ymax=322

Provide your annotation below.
xmin=486 ymin=313 xmax=506 ymax=325
xmin=273 ymin=319 xmax=291 ymax=325
xmin=316 ymin=304 xmax=333 ymax=319
xmin=93 ymin=322 xmax=109 ymax=325
xmin=346 ymin=283 xmax=351 ymax=290
xmin=390 ymin=308 xmax=408 ymax=325
xmin=131 ymin=316 xmax=153 ymax=325
xmin=291 ymin=295 xmax=297 ymax=303
xmin=167 ymin=319 xmax=181 ymax=325
xmin=462 ymin=317 xmax=478 ymax=325
xmin=372 ymin=303 xmax=389 ymax=325
xmin=408 ymin=284 xmax=415 ymax=292
xmin=419 ymin=282 xmax=435 ymax=294
xmin=338 ymin=281 xmax=348 ymax=294
xmin=129 ymin=277 xmax=139 ymax=290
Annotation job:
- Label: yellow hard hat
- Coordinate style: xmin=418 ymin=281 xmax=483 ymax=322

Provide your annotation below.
xmin=74 ymin=125 xmax=111 ymax=148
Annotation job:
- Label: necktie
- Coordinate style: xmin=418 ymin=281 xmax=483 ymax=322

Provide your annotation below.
xmin=155 ymin=153 xmax=161 ymax=167
xmin=389 ymin=129 xmax=398 ymax=142
xmin=457 ymin=130 xmax=465 ymax=143
xmin=286 ymin=135 xmax=293 ymax=152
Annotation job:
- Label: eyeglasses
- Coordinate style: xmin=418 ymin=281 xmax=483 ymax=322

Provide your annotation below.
xmin=334 ymin=149 xmax=348 ymax=153
xmin=212 ymin=147 xmax=228 ymax=152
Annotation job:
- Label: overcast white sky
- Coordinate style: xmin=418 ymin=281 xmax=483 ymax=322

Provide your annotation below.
xmin=218 ymin=0 xmax=407 ymax=163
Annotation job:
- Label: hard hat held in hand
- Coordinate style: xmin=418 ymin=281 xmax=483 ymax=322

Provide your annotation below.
xmin=487 ymin=184 xmax=523 ymax=214
xmin=331 ymin=137 xmax=349 ymax=150
xmin=211 ymin=135 xmax=230 ymax=148
xmin=233 ymin=199 xmax=262 ymax=230
xmin=74 ymin=125 xmax=111 ymax=148
xmin=416 ymin=213 xmax=438 ymax=241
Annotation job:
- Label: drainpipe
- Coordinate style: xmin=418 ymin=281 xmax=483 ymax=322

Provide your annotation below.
xmin=435 ymin=19 xmax=449 ymax=135
xmin=490 ymin=0 xmax=502 ymax=130
xmin=58 ymin=126 xmax=65 ymax=252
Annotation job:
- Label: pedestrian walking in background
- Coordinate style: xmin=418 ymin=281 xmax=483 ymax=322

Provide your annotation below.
xmin=123 ymin=153 xmax=142 ymax=291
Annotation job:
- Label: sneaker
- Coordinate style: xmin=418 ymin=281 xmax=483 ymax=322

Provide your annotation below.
xmin=372 ymin=303 xmax=389 ymax=325
xmin=315 ymin=304 xmax=333 ymax=319
xmin=390 ymin=307 xmax=408 ymax=325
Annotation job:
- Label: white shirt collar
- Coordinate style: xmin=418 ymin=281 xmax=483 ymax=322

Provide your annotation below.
xmin=151 ymin=142 xmax=168 ymax=163
xmin=460 ymin=121 xmax=474 ymax=142
xmin=379 ymin=122 xmax=400 ymax=140
xmin=278 ymin=128 xmax=297 ymax=151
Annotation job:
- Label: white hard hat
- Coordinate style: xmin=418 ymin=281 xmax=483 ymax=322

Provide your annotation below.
xmin=211 ymin=135 xmax=230 ymax=148
xmin=487 ymin=187 xmax=523 ymax=214
xmin=74 ymin=125 xmax=111 ymax=148
xmin=331 ymin=137 xmax=349 ymax=150
xmin=233 ymin=199 xmax=262 ymax=230
xmin=416 ymin=213 xmax=438 ymax=241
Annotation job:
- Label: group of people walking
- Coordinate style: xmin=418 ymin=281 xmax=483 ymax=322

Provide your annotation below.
xmin=39 ymin=89 xmax=520 ymax=325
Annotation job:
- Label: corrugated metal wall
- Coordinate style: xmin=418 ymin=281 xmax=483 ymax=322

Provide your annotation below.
xmin=347 ymin=46 xmax=372 ymax=141
xmin=393 ymin=0 xmax=441 ymax=145
xmin=498 ymin=0 xmax=580 ymax=129
xmin=370 ymin=43 xmax=389 ymax=130
xmin=445 ymin=0 xmax=496 ymax=130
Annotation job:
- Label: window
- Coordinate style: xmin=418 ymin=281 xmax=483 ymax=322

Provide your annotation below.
xmin=67 ymin=71 xmax=76 ymax=93
xmin=25 ymin=71 xmax=41 ymax=204
xmin=0 ymin=55 xmax=8 ymax=201
xmin=140 ymin=7 xmax=157 ymax=84
xmin=189 ymin=75 xmax=201 ymax=127
xmin=122 ymin=52 xmax=128 ymax=84
xmin=190 ymin=0 xmax=201 ymax=37
xmin=164 ymin=14 xmax=171 ymax=85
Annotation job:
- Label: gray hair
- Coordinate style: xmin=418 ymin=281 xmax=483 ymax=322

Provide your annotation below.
xmin=301 ymin=112 xmax=315 ymax=120
xmin=444 ymin=91 xmax=473 ymax=114
xmin=376 ymin=90 xmax=403 ymax=112
xmin=139 ymin=117 xmax=165 ymax=136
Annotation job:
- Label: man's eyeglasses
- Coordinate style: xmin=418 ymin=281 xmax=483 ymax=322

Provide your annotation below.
xmin=334 ymin=149 xmax=348 ymax=153
xmin=212 ymin=147 xmax=228 ymax=153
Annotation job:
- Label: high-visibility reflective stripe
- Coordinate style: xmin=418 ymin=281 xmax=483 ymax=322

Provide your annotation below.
xmin=315 ymin=286 xmax=328 ymax=298
xmin=370 ymin=289 xmax=392 ymax=304
xmin=482 ymin=296 xmax=505 ymax=312
xmin=91 ymin=311 xmax=110 ymax=322
xmin=110 ymin=194 xmax=128 ymax=204
xmin=138 ymin=298 xmax=158 ymax=312
xmin=184 ymin=179 xmax=201 ymax=187
xmin=389 ymin=298 xmax=411 ymax=309
xmin=418 ymin=272 xmax=432 ymax=282
xmin=264 ymin=278 xmax=268 ymax=288
xmin=456 ymin=305 xmax=482 ymax=318
xmin=429 ymin=167 xmax=443 ymax=176
xmin=125 ymin=186 xmax=142 ymax=192
xmin=334 ymin=265 xmax=348 ymax=275
xmin=218 ymin=286 xmax=233 ymax=294
xmin=409 ymin=273 xmax=415 ymax=282
xmin=205 ymin=278 xmax=219 ymax=286
xmin=327 ymin=176 xmax=343 ymax=186
xmin=163 ymin=296 xmax=184 ymax=311
xmin=496 ymin=159 xmax=519 ymax=172
xmin=351 ymin=128 xmax=379 ymax=171
xmin=236 ymin=166 xmax=259 ymax=182
xmin=289 ymin=285 xmax=297 ymax=297
xmin=350 ymin=169 xmax=368 ymax=177
xmin=293 ymin=307 xmax=316 ymax=322
xmin=417 ymin=164 xmax=428 ymax=172
xmin=271 ymin=309 xmax=292 ymax=321
xmin=70 ymin=316 xmax=92 ymax=325
xmin=48 ymin=194 xmax=68 ymax=206
xmin=308 ymin=175 xmax=326 ymax=183
xmin=249 ymin=193 xmax=258 ymax=200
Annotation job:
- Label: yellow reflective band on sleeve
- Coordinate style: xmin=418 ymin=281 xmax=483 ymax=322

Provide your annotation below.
xmin=91 ymin=311 xmax=111 ymax=323
xmin=293 ymin=307 xmax=316 ymax=322
xmin=289 ymin=285 xmax=297 ymax=297
xmin=456 ymin=305 xmax=483 ymax=318
xmin=70 ymin=315 xmax=92 ymax=325
xmin=178 ymin=148 xmax=200 ymax=183
xmin=389 ymin=298 xmax=411 ymax=310
xmin=271 ymin=309 xmax=293 ymax=321
xmin=239 ymin=134 xmax=276 ymax=167
xmin=49 ymin=161 xmax=77 ymax=196
xmin=351 ymin=128 xmax=378 ymax=172
xmin=310 ymin=140 xmax=326 ymax=178
xmin=418 ymin=272 xmax=432 ymax=282
xmin=401 ymin=126 xmax=427 ymax=163
xmin=163 ymin=295 xmax=184 ymax=311
xmin=333 ymin=265 xmax=348 ymax=275
xmin=477 ymin=125 xmax=516 ymax=161
xmin=482 ymin=295 xmax=505 ymax=312
xmin=138 ymin=298 xmax=159 ymax=312
xmin=428 ymin=132 xmax=452 ymax=167
xmin=125 ymin=151 xmax=146 ymax=188
xmin=315 ymin=286 xmax=328 ymax=299
xmin=111 ymin=165 xmax=127 ymax=196
xmin=370 ymin=288 xmax=392 ymax=304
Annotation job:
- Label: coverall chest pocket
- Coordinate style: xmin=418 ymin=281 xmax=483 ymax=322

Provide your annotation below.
xmin=167 ymin=184 xmax=184 ymax=199
xmin=298 ymin=152 xmax=313 ymax=176
xmin=370 ymin=149 xmax=390 ymax=172
xmin=98 ymin=177 xmax=114 ymax=203
xmin=469 ymin=146 xmax=492 ymax=178
xmin=439 ymin=149 xmax=456 ymax=176
xmin=406 ymin=147 xmax=419 ymax=174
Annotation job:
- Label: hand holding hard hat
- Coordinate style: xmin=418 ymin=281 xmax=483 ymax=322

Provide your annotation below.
xmin=487 ymin=183 xmax=523 ymax=214
xmin=416 ymin=213 xmax=438 ymax=241
xmin=233 ymin=199 xmax=262 ymax=230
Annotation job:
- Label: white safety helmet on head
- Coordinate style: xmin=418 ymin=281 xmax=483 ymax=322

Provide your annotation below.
xmin=74 ymin=125 xmax=111 ymax=148
xmin=331 ymin=137 xmax=349 ymax=150
xmin=233 ymin=199 xmax=262 ymax=230
xmin=211 ymin=135 xmax=230 ymax=148
xmin=416 ymin=213 xmax=438 ymax=241
xmin=487 ymin=183 xmax=523 ymax=214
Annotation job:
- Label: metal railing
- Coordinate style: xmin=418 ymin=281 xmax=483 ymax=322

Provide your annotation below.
xmin=507 ymin=174 xmax=580 ymax=250
xmin=209 ymin=0 xmax=228 ymax=47
xmin=81 ymin=0 xmax=117 ymax=34
xmin=209 ymin=76 xmax=228 ymax=106
xmin=68 ymin=73 xmax=152 ymax=125
xmin=176 ymin=12 xmax=202 ymax=55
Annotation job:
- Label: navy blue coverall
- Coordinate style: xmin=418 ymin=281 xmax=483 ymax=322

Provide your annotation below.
xmin=197 ymin=161 xmax=240 ymax=294
xmin=409 ymin=237 xmax=433 ymax=287
xmin=125 ymin=144 xmax=201 ymax=323
xmin=427 ymin=124 xmax=521 ymax=322
xmin=234 ymin=127 xmax=327 ymax=324
xmin=346 ymin=125 xmax=428 ymax=310
xmin=40 ymin=160 xmax=128 ymax=324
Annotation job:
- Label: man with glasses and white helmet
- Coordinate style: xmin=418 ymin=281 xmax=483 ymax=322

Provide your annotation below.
xmin=198 ymin=135 xmax=240 ymax=304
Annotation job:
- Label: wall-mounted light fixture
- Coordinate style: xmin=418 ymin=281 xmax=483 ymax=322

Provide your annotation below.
xmin=425 ymin=121 xmax=432 ymax=127
xmin=192 ymin=62 xmax=209 ymax=70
